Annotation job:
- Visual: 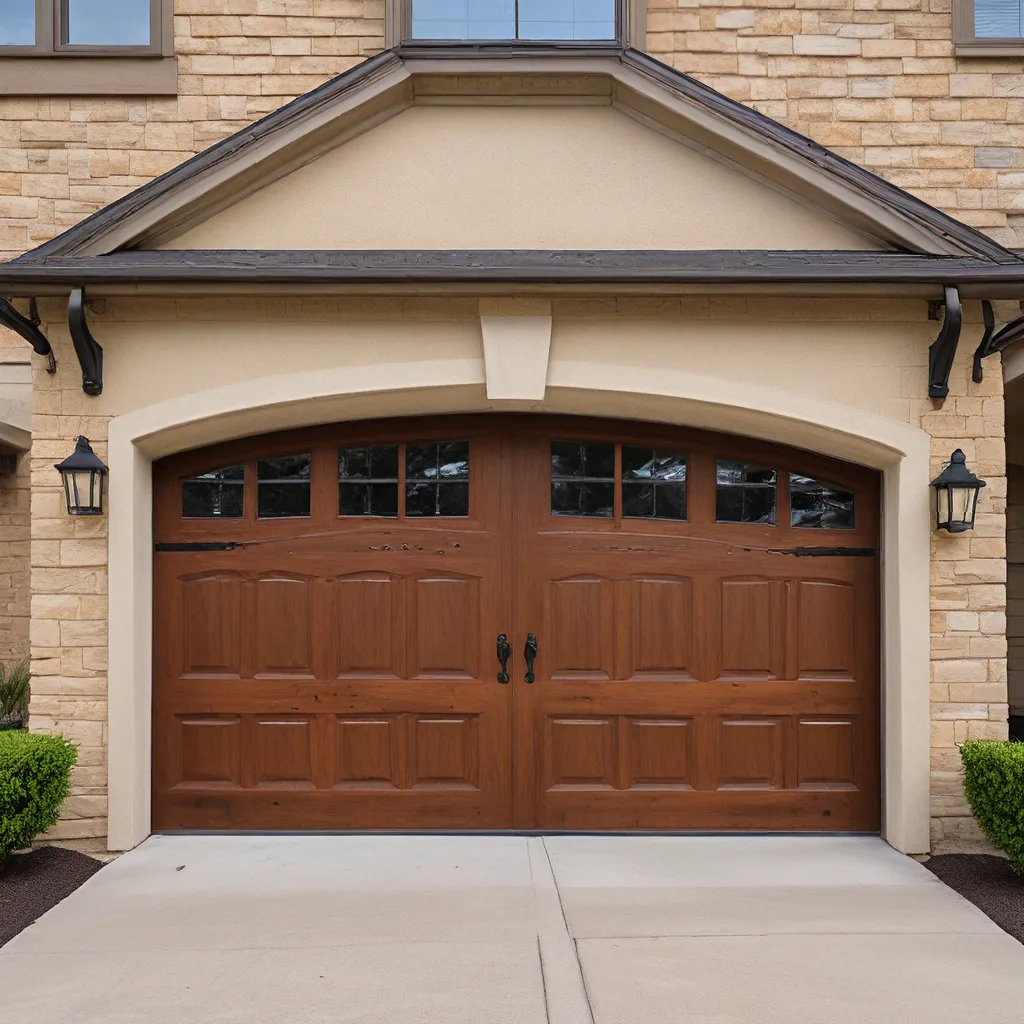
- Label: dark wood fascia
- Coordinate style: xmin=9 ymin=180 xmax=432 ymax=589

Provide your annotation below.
xmin=2 ymin=250 xmax=1023 ymax=290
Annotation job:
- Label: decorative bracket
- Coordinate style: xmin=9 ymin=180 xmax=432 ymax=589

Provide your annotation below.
xmin=0 ymin=296 xmax=56 ymax=374
xmin=972 ymin=299 xmax=1024 ymax=384
xmin=68 ymin=287 xmax=103 ymax=396
xmin=927 ymin=285 xmax=962 ymax=402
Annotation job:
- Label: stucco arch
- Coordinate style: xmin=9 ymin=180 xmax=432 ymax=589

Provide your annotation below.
xmin=107 ymin=362 xmax=931 ymax=854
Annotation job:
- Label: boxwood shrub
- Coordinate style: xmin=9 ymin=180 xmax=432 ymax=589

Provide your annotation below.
xmin=0 ymin=731 xmax=77 ymax=863
xmin=960 ymin=740 xmax=1024 ymax=874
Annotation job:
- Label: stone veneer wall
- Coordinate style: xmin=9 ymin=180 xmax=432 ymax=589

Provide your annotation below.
xmin=1 ymin=3 xmax=1024 ymax=251
xmin=20 ymin=296 xmax=1007 ymax=851
xmin=0 ymin=330 xmax=29 ymax=667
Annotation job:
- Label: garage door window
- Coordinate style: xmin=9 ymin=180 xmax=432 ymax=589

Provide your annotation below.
xmin=551 ymin=441 xmax=615 ymax=518
xmin=790 ymin=473 xmax=855 ymax=529
xmin=181 ymin=464 xmax=244 ymax=519
xmin=622 ymin=447 xmax=687 ymax=520
xmin=339 ymin=445 xmax=400 ymax=518
xmin=406 ymin=441 xmax=470 ymax=517
xmin=716 ymin=460 xmax=777 ymax=525
xmin=258 ymin=454 xmax=312 ymax=519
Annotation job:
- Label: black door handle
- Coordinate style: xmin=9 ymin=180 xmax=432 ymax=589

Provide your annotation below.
xmin=496 ymin=633 xmax=511 ymax=684
xmin=524 ymin=633 xmax=538 ymax=684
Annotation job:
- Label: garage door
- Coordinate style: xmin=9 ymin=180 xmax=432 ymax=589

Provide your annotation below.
xmin=152 ymin=415 xmax=880 ymax=832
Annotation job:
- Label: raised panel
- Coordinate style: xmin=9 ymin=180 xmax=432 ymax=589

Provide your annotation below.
xmin=410 ymin=716 xmax=480 ymax=790
xmin=334 ymin=573 xmax=401 ymax=680
xmin=797 ymin=718 xmax=858 ymax=790
xmin=255 ymin=575 xmax=315 ymax=677
xmin=717 ymin=718 xmax=784 ymax=790
xmin=545 ymin=576 xmax=613 ymax=679
xmin=720 ymin=579 xmax=775 ymax=679
xmin=627 ymin=718 xmax=693 ymax=790
xmin=629 ymin=578 xmax=694 ymax=680
xmin=176 ymin=716 xmax=242 ymax=789
xmin=253 ymin=717 xmax=315 ymax=789
xmin=336 ymin=716 xmax=399 ymax=790
xmin=547 ymin=717 xmax=617 ymax=790
xmin=180 ymin=574 xmax=243 ymax=676
xmin=412 ymin=576 xmax=479 ymax=679
xmin=797 ymin=581 xmax=855 ymax=678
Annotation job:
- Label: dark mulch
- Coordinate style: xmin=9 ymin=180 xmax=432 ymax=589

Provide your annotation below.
xmin=926 ymin=854 xmax=1024 ymax=944
xmin=0 ymin=847 xmax=103 ymax=947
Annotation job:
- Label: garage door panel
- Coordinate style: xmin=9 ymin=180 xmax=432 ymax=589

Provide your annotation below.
xmin=409 ymin=715 xmax=481 ymax=790
xmin=627 ymin=578 xmax=695 ymax=681
xmin=335 ymin=716 xmax=401 ymax=790
xmin=796 ymin=717 xmax=860 ymax=791
xmin=333 ymin=573 xmax=403 ymax=680
xmin=544 ymin=576 xmax=614 ymax=680
xmin=796 ymin=580 xmax=856 ymax=679
xmin=174 ymin=715 xmax=243 ymax=790
xmin=715 ymin=717 xmax=785 ymax=791
xmin=625 ymin=718 xmax=694 ymax=790
xmin=180 ymin=574 xmax=244 ymax=677
xmin=546 ymin=717 xmax=618 ymax=790
xmin=254 ymin=575 xmax=316 ymax=678
xmin=718 ymin=578 xmax=785 ymax=681
xmin=410 ymin=575 xmax=480 ymax=680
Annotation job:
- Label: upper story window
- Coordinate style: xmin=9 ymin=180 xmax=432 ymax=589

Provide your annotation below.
xmin=954 ymin=0 xmax=1024 ymax=52
xmin=411 ymin=0 xmax=618 ymax=40
xmin=0 ymin=0 xmax=163 ymax=54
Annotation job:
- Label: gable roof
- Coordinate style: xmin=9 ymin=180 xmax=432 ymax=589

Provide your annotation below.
xmin=9 ymin=43 xmax=1019 ymax=266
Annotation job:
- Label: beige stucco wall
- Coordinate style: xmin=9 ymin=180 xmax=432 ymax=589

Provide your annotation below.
xmin=23 ymin=292 xmax=1006 ymax=853
xmin=165 ymin=105 xmax=876 ymax=251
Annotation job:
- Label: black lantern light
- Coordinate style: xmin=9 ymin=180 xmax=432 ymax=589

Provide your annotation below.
xmin=930 ymin=449 xmax=986 ymax=533
xmin=55 ymin=436 xmax=108 ymax=516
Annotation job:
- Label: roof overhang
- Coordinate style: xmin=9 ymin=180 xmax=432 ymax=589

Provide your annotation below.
xmin=2 ymin=250 xmax=1024 ymax=300
xmin=7 ymin=44 xmax=1019 ymax=266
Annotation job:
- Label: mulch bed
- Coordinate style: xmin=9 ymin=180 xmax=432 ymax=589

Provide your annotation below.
xmin=925 ymin=854 xmax=1024 ymax=944
xmin=0 ymin=847 xmax=103 ymax=948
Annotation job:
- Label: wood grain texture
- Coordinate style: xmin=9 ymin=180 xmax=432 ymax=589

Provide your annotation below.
xmin=153 ymin=414 xmax=880 ymax=832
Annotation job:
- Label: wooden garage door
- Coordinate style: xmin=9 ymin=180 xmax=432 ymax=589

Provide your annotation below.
xmin=153 ymin=415 xmax=880 ymax=832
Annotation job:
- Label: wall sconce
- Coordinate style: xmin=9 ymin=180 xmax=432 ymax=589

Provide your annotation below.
xmin=930 ymin=449 xmax=986 ymax=533
xmin=54 ymin=436 xmax=108 ymax=516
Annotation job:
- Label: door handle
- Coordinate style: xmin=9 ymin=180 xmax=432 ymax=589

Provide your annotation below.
xmin=496 ymin=633 xmax=511 ymax=684
xmin=524 ymin=633 xmax=538 ymax=684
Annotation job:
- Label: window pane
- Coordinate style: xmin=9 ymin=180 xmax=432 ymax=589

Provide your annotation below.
xmin=790 ymin=473 xmax=855 ymax=530
xmin=182 ymin=464 xmax=244 ymax=519
xmin=406 ymin=441 xmax=470 ymax=517
xmin=622 ymin=447 xmax=687 ymax=520
xmin=258 ymin=454 xmax=311 ymax=519
xmin=975 ymin=0 xmax=1024 ymax=37
xmin=339 ymin=483 xmax=399 ymax=517
xmin=67 ymin=0 xmax=152 ymax=45
xmin=518 ymin=0 xmax=616 ymax=39
xmin=716 ymin=460 xmax=777 ymax=524
xmin=0 ymin=0 xmax=34 ymax=45
xmin=412 ymin=0 xmax=515 ymax=38
xmin=551 ymin=440 xmax=615 ymax=518
xmin=339 ymin=445 xmax=399 ymax=517
xmin=552 ymin=481 xmax=614 ymax=518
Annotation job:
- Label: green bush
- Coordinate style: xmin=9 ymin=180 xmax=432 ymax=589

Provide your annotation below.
xmin=0 ymin=731 xmax=77 ymax=863
xmin=0 ymin=658 xmax=30 ymax=728
xmin=960 ymin=740 xmax=1024 ymax=874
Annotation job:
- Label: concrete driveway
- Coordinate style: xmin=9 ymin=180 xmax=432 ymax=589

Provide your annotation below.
xmin=1 ymin=835 xmax=1022 ymax=1023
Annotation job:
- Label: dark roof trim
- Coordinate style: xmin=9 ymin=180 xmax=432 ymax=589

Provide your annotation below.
xmin=621 ymin=50 xmax=1016 ymax=266
xmin=16 ymin=44 xmax=1017 ymax=266
xmin=3 ymin=250 xmax=1022 ymax=289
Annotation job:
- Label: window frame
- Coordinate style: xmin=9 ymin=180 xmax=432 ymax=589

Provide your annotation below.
xmin=953 ymin=0 xmax=1024 ymax=56
xmin=387 ymin=0 xmax=646 ymax=48
xmin=0 ymin=0 xmax=171 ymax=58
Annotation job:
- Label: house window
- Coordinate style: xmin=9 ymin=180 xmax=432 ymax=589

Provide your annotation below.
xmin=390 ymin=0 xmax=645 ymax=45
xmin=954 ymin=0 xmax=1024 ymax=52
xmin=0 ymin=0 xmax=165 ymax=55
